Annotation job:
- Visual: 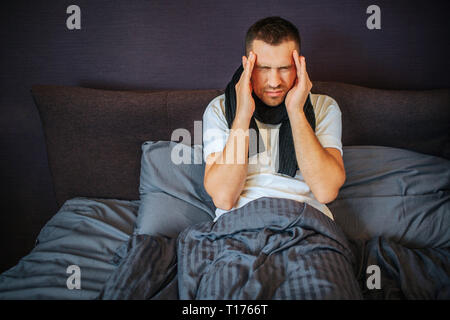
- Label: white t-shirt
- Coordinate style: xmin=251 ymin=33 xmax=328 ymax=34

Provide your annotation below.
xmin=202 ymin=93 xmax=343 ymax=221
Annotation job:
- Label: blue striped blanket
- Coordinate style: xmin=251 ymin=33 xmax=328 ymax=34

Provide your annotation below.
xmin=98 ymin=197 xmax=363 ymax=299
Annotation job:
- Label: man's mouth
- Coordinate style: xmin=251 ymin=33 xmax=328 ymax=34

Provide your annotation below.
xmin=266 ymin=90 xmax=283 ymax=97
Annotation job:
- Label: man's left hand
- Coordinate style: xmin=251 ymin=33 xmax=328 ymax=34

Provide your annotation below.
xmin=285 ymin=50 xmax=312 ymax=115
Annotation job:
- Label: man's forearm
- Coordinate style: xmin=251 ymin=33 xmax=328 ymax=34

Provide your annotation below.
xmin=287 ymin=109 xmax=345 ymax=203
xmin=204 ymin=116 xmax=251 ymax=210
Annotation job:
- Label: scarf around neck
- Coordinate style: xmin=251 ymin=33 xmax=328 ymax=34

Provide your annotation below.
xmin=224 ymin=64 xmax=316 ymax=177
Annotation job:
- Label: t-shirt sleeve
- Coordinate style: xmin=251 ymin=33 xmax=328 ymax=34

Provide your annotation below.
xmin=202 ymin=95 xmax=230 ymax=162
xmin=313 ymin=94 xmax=343 ymax=156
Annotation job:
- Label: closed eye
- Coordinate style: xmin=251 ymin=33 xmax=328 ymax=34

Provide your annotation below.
xmin=256 ymin=66 xmax=292 ymax=70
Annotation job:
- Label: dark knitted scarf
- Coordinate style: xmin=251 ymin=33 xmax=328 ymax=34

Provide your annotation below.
xmin=224 ymin=64 xmax=316 ymax=177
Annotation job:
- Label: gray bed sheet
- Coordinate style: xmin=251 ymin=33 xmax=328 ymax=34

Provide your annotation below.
xmin=0 ymin=197 xmax=139 ymax=299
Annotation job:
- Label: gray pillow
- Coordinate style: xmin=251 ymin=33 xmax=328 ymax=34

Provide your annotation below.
xmin=328 ymin=146 xmax=450 ymax=248
xmin=135 ymin=141 xmax=215 ymax=237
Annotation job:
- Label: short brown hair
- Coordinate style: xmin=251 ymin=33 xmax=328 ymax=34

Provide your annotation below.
xmin=245 ymin=16 xmax=301 ymax=56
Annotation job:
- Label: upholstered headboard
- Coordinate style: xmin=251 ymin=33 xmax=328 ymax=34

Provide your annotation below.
xmin=31 ymin=83 xmax=450 ymax=208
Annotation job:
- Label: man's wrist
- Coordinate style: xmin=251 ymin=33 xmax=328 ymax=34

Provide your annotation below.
xmin=286 ymin=93 xmax=308 ymax=117
xmin=233 ymin=113 xmax=252 ymax=128
xmin=287 ymin=105 xmax=307 ymax=122
xmin=287 ymin=103 xmax=306 ymax=119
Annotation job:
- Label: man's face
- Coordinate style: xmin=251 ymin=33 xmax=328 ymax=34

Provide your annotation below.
xmin=249 ymin=39 xmax=298 ymax=106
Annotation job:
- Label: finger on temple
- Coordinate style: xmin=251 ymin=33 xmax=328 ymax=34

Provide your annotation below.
xmin=244 ymin=54 xmax=253 ymax=81
xmin=293 ymin=50 xmax=301 ymax=75
xmin=300 ymin=56 xmax=307 ymax=73
xmin=242 ymin=56 xmax=247 ymax=68
xmin=248 ymin=52 xmax=256 ymax=77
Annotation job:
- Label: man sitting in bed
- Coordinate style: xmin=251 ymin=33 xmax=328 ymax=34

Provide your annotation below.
xmin=202 ymin=16 xmax=345 ymax=222
xmin=98 ymin=17 xmax=357 ymax=300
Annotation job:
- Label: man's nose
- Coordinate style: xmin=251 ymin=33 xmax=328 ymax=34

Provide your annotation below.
xmin=267 ymin=69 xmax=282 ymax=89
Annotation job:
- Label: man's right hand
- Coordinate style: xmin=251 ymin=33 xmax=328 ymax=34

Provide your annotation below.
xmin=204 ymin=52 xmax=257 ymax=211
xmin=235 ymin=51 xmax=256 ymax=122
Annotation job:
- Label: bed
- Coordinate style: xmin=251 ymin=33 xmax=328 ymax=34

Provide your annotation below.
xmin=0 ymin=82 xmax=448 ymax=299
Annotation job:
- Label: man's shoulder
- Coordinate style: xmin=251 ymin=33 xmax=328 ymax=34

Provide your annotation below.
xmin=204 ymin=93 xmax=226 ymax=118
xmin=310 ymin=93 xmax=341 ymax=116
xmin=310 ymin=93 xmax=339 ymax=107
xmin=208 ymin=93 xmax=226 ymax=106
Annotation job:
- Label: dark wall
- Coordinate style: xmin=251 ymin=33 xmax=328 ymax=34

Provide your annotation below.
xmin=1 ymin=0 xmax=449 ymax=272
